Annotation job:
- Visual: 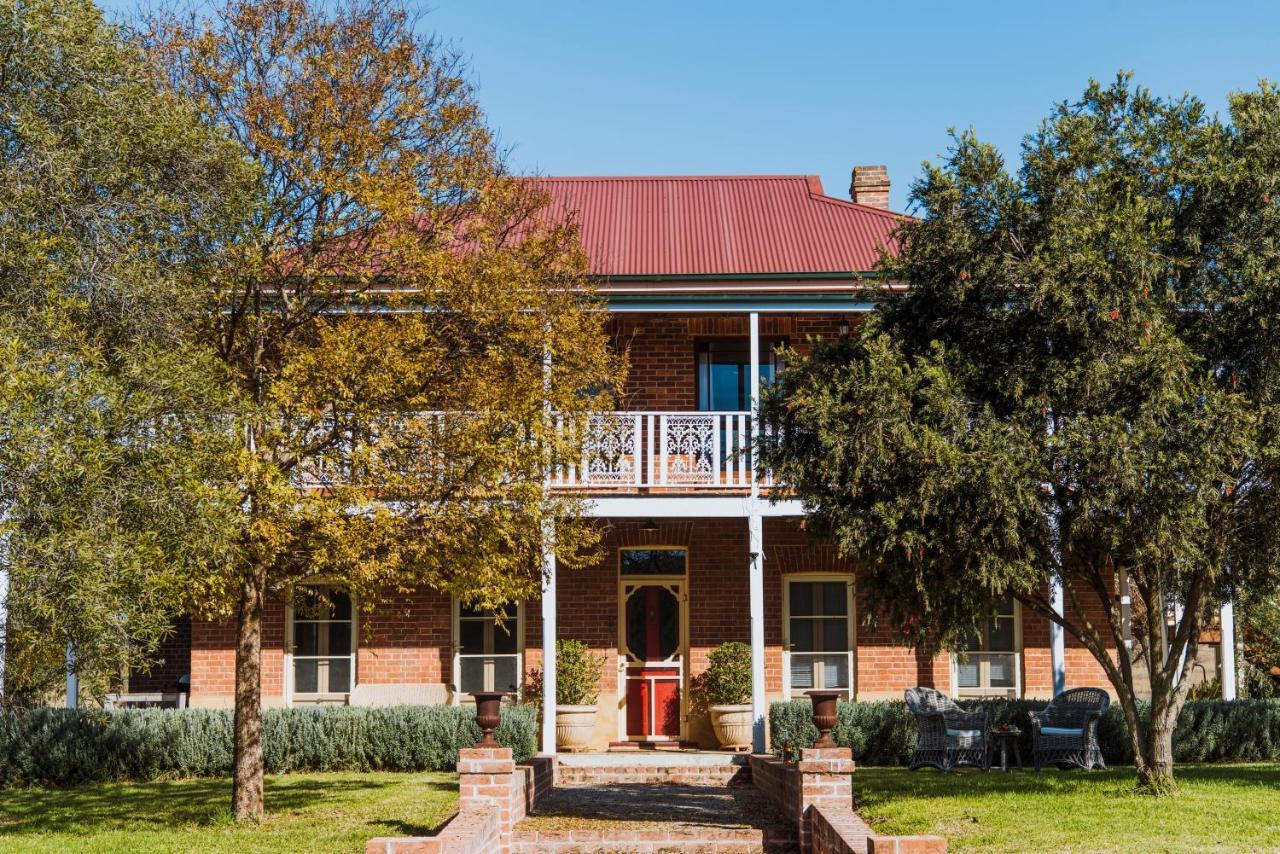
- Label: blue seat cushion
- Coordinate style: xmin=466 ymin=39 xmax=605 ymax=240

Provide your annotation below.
xmin=946 ymin=728 xmax=983 ymax=739
xmin=1041 ymin=726 xmax=1085 ymax=736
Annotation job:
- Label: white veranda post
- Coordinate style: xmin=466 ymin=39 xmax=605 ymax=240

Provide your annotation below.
xmin=1049 ymin=575 xmax=1066 ymax=696
xmin=540 ymin=531 xmax=557 ymax=754
xmin=748 ymin=310 xmax=767 ymax=753
xmin=1220 ymin=600 xmax=1237 ymax=701
xmin=540 ymin=341 xmax=557 ymax=754
xmin=0 ymin=565 xmax=6 ymax=702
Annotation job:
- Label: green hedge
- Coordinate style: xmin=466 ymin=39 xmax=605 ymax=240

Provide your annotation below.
xmin=769 ymin=698 xmax=1280 ymax=766
xmin=0 ymin=703 xmax=538 ymax=788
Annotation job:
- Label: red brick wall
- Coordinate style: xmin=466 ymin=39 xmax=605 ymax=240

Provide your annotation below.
xmin=127 ymin=617 xmax=191 ymax=693
xmin=357 ymin=589 xmax=453 ymax=686
xmin=190 ymin=601 xmax=285 ymax=703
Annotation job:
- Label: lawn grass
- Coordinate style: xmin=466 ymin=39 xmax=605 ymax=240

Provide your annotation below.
xmin=853 ymin=763 xmax=1280 ymax=853
xmin=0 ymin=771 xmax=457 ymax=853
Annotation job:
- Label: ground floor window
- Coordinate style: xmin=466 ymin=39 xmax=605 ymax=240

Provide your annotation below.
xmin=953 ymin=594 xmax=1022 ymax=697
xmin=784 ymin=577 xmax=854 ymax=696
xmin=454 ymin=601 xmax=522 ymax=697
xmin=288 ymin=586 xmax=356 ymax=702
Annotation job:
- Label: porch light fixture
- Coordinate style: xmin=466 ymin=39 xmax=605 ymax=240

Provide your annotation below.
xmin=640 ymin=518 xmax=659 ymax=533
xmin=838 ymin=318 xmax=851 ymax=337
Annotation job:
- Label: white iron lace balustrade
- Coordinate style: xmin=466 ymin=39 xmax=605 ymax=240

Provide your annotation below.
xmin=580 ymin=414 xmax=640 ymax=485
xmin=289 ymin=410 xmax=769 ymax=490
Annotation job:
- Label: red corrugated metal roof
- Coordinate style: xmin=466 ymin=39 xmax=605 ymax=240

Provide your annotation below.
xmin=533 ymin=175 xmax=904 ymax=277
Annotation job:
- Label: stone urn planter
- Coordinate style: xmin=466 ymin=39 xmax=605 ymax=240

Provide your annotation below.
xmin=805 ymin=689 xmax=842 ymax=748
xmin=469 ymin=691 xmax=508 ymax=747
xmin=710 ymin=704 xmax=754 ymax=750
xmin=555 ymin=704 xmax=598 ymax=751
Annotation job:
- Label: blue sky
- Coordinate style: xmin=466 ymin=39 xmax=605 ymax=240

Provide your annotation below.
xmin=422 ymin=1 xmax=1280 ymax=211
xmin=104 ymin=0 xmax=1280 ymax=211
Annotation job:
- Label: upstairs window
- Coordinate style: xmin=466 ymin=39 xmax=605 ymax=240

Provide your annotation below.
xmin=695 ymin=340 xmax=785 ymax=411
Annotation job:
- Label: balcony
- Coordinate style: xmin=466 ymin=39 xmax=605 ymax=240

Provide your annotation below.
xmin=552 ymin=411 xmax=768 ymax=490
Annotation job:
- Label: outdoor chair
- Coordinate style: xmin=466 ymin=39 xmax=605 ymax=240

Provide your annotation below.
xmin=1030 ymin=687 xmax=1110 ymax=771
xmin=904 ymin=687 xmax=989 ymax=772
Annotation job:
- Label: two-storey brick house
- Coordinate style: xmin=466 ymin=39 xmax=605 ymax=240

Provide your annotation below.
xmin=145 ymin=167 xmax=1228 ymax=752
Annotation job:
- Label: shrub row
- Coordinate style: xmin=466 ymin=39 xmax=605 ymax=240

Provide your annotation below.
xmin=0 ymin=703 xmax=538 ymax=788
xmin=769 ymin=697 xmax=1280 ymax=766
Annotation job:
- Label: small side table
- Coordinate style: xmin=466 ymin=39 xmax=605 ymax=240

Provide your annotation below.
xmin=989 ymin=727 xmax=1023 ymax=772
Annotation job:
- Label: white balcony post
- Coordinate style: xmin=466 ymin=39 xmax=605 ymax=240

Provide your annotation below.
xmin=750 ymin=312 xmax=760 ymax=498
xmin=540 ymin=524 xmax=557 ymax=754
xmin=632 ymin=413 xmax=643 ymax=487
xmin=1221 ymin=600 xmax=1237 ymax=701
xmin=646 ymin=414 xmax=655 ymax=486
xmin=747 ymin=310 xmax=766 ymax=752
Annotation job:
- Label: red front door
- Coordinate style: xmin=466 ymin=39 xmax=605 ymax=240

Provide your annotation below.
xmin=622 ymin=583 xmax=683 ymax=739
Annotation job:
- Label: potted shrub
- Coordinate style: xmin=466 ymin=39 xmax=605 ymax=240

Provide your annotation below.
xmin=703 ymin=641 xmax=754 ymax=750
xmin=552 ymin=638 xmax=604 ymax=751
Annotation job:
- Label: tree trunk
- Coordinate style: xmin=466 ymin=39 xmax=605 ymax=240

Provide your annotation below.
xmin=231 ymin=568 xmax=266 ymax=822
xmin=1138 ymin=708 xmax=1177 ymax=793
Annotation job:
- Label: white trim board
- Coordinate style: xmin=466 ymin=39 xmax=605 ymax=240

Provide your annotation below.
xmin=583 ymin=496 xmax=804 ymax=518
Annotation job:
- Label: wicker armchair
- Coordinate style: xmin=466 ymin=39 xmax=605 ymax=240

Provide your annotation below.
xmin=904 ymin=687 xmax=989 ymax=772
xmin=1030 ymin=687 xmax=1110 ymax=771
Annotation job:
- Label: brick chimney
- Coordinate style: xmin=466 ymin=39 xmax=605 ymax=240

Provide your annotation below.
xmin=850 ymin=165 xmax=890 ymax=209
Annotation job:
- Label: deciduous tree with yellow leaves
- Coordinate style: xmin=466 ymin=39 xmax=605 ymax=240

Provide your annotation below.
xmin=145 ymin=0 xmax=621 ymax=820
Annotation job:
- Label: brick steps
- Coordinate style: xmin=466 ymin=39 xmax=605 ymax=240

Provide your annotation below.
xmin=511 ymin=825 xmax=798 ymax=853
xmin=556 ymin=762 xmax=752 ymax=787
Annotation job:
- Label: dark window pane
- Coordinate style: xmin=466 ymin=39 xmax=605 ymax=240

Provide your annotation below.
xmin=492 ymin=622 xmax=518 ymax=655
xmin=822 ymin=618 xmax=848 ymax=652
xmin=294 ymin=623 xmax=320 ymax=656
xmin=790 ymin=583 xmax=814 ymax=616
xmin=460 ymin=657 xmax=485 ymax=693
xmin=996 ymin=594 xmax=1015 ymax=618
xmin=327 ymin=622 xmax=351 ymax=655
xmin=790 ymin=618 xmax=815 ymax=652
xmin=294 ymin=659 xmax=318 ymax=693
xmin=329 ymin=590 xmax=352 ymax=620
xmin=656 ymin=588 xmax=679 ymax=660
xmin=459 ymin=619 xmax=485 ymax=655
xmin=822 ymin=583 xmax=848 ymax=616
xmin=989 ymin=617 xmax=1015 ymax=652
xmin=620 ymin=549 xmax=687 ymax=576
xmin=327 ymin=657 xmax=351 ymax=693
xmin=459 ymin=602 xmax=486 ymax=620
xmin=625 ymin=592 xmax=647 ymax=660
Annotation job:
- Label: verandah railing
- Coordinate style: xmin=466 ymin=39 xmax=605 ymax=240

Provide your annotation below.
xmin=552 ymin=411 xmax=771 ymax=489
xmin=291 ymin=409 xmax=772 ymax=491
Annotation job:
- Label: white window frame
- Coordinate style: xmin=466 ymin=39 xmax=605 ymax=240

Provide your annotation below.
xmin=782 ymin=574 xmax=856 ymax=699
xmin=452 ymin=599 xmax=524 ymax=703
xmin=284 ymin=584 xmax=358 ymax=706
xmin=951 ymin=597 xmax=1023 ymax=699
